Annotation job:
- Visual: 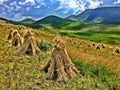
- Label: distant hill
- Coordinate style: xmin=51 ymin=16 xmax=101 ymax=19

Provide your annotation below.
xmin=32 ymin=15 xmax=75 ymax=29
xmin=0 ymin=17 xmax=17 ymax=24
xmin=67 ymin=7 xmax=120 ymax=24
xmin=19 ymin=18 xmax=36 ymax=26
xmin=0 ymin=16 xmax=87 ymax=30
xmin=67 ymin=15 xmax=76 ymax=19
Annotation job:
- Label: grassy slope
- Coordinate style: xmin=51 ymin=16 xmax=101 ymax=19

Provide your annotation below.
xmin=0 ymin=20 xmax=120 ymax=89
xmin=19 ymin=18 xmax=36 ymax=26
xmin=60 ymin=25 xmax=120 ymax=46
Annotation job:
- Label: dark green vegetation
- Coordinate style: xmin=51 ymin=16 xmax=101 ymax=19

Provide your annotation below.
xmin=19 ymin=18 xmax=36 ymax=26
xmin=32 ymin=15 xmax=74 ymax=29
xmin=37 ymin=41 xmax=51 ymax=51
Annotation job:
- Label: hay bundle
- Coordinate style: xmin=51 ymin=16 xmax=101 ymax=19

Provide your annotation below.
xmin=7 ymin=29 xmax=13 ymax=40
xmin=79 ymin=40 xmax=84 ymax=46
xmin=11 ymin=31 xmax=22 ymax=47
xmin=96 ymin=45 xmax=100 ymax=50
xmin=15 ymin=31 xmax=40 ymax=56
xmin=113 ymin=47 xmax=120 ymax=54
xmin=101 ymin=44 xmax=105 ymax=48
xmin=87 ymin=44 xmax=91 ymax=48
xmin=73 ymin=38 xmax=78 ymax=44
xmin=73 ymin=41 xmax=77 ymax=44
xmin=7 ymin=29 xmax=13 ymax=45
xmin=92 ymin=43 xmax=95 ymax=46
xmin=41 ymin=36 xmax=80 ymax=82
xmin=69 ymin=39 xmax=72 ymax=43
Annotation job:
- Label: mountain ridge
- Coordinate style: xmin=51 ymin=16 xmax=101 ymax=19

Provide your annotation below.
xmin=67 ymin=7 xmax=120 ymax=24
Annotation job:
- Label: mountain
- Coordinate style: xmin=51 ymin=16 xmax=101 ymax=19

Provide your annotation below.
xmin=67 ymin=15 xmax=76 ymax=19
xmin=66 ymin=15 xmax=77 ymax=21
xmin=68 ymin=7 xmax=120 ymax=24
xmin=19 ymin=18 xmax=36 ymax=26
xmin=33 ymin=15 xmax=75 ymax=28
xmin=0 ymin=16 xmax=86 ymax=30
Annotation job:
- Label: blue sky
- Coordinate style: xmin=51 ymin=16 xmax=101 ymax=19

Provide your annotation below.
xmin=0 ymin=0 xmax=120 ymax=21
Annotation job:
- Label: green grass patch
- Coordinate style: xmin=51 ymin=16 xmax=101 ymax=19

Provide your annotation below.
xmin=60 ymin=29 xmax=120 ymax=45
xmin=72 ymin=59 xmax=120 ymax=90
xmin=37 ymin=41 xmax=51 ymax=52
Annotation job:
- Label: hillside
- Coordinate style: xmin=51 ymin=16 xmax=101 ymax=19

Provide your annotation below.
xmin=17 ymin=16 xmax=112 ymax=31
xmin=68 ymin=7 xmax=120 ymax=24
xmin=18 ymin=15 xmax=88 ymax=30
xmin=32 ymin=15 xmax=75 ymax=29
xmin=0 ymin=19 xmax=120 ymax=89
xmin=19 ymin=18 xmax=36 ymax=26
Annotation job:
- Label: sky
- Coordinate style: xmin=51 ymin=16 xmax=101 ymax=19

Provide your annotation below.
xmin=0 ymin=0 xmax=120 ymax=21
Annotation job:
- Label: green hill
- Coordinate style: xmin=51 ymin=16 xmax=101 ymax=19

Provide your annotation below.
xmin=19 ymin=15 xmax=89 ymax=30
xmin=32 ymin=15 xmax=75 ymax=29
xmin=19 ymin=18 xmax=36 ymax=26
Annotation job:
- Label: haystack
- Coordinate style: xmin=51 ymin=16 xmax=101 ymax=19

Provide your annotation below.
xmin=96 ymin=45 xmax=100 ymax=50
xmin=41 ymin=36 xmax=80 ymax=82
xmin=87 ymin=44 xmax=91 ymax=47
xmin=101 ymin=43 xmax=105 ymax=48
xmin=113 ymin=47 xmax=120 ymax=54
xmin=11 ymin=31 xmax=22 ymax=47
xmin=7 ymin=29 xmax=13 ymax=44
xmin=15 ymin=31 xmax=40 ymax=56
xmin=92 ymin=43 xmax=95 ymax=46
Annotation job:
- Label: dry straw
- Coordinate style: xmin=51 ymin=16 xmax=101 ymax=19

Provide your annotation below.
xmin=11 ymin=30 xmax=22 ymax=47
xmin=15 ymin=31 xmax=40 ymax=56
xmin=113 ymin=47 xmax=120 ymax=54
xmin=41 ymin=36 xmax=80 ymax=82
xmin=96 ymin=44 xmax=100 ymax=50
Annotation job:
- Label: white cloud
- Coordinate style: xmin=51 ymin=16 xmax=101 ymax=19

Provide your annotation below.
xmin=1 ymin=3 xmax=9 ymax=8
xmin=56 ymin=0 xmax=77 ymax=10
xmin=0 ymin=0 xmax=7 ymax=3
xmin=26 ymin=7 xmax=31 ymax=11
xmin=10 ymin=1 xmax=21 ymax=11
xmin=56 ymin=0 xmax=103 ymax=14
xmin=14 ymin=13 xmax=23 ymax=21
xmin=56 ymin=0 xmax=80 ymax=10
xmin=36 ymin=0 xmax=44 ymax=3
xmin=67 ymin=1 xmax=79 ymax=9
xmin=34 ymin=5 xmax=40 ymax=8
xmin=0 ymin=12 xmax=7 ymax=17
xmin=87 ymin=0 xmax=103 ymax=9
xmin=114 ymin=0 xmax=120 ymax=4
xmin=18 ymin=0 xmax=35 ymax=5
xmin=0 ymin=0 xmax=4 ymax=3
xmin=26 ymin=0 xmax=35 ymax=4
xmin=55 ymin=0 xmax=86 ymax=14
